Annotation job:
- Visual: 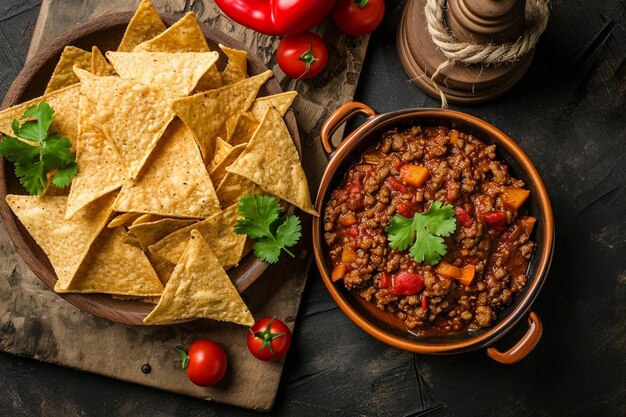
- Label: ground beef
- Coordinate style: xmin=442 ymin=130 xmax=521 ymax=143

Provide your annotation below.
xmin=324 ymin=126 xmax=535 ymax=337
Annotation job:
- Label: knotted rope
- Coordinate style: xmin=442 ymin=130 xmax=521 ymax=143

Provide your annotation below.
xmin=423 ymin=0 xmax=549 ymax=107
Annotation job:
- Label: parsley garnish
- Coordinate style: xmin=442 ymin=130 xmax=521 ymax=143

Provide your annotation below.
xmin=0 ymin=102 xmax=77 ymax=196
xmin=385 ymin=201 xmax=457 ymax=265
xmin=235 ymin=194 xmax=302 ymax=264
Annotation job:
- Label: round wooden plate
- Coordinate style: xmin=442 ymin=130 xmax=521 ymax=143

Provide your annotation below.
xmin=0 ymin=12 xmax=300 ymax=325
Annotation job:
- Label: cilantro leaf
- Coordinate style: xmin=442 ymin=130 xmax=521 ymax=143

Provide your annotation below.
xmin=14 ymin=102 xmax=54 ymax=142
xmin=275 ymin=216 xmax=302 ymax=248
xmin=52 ymin=163 xmax=78 ymax=188
xmin=235 ymin=194 xmax=302 ymax=264
xmin=235 ymin=194 xmax=280 ymax=239
xmin=252 ymin=239 xmax=282 ymax=264
xmin=385 ymin=201 xmax=457 ymax=266
xmin=15 ymin=160 xmax=46 ymax=196
xmin=0 ymin=102 xmax=77 ymax=196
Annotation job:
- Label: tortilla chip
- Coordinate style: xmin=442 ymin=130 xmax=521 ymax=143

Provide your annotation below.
xmin=128 ymin=217 xmax=197 ymax=251
xmin=117 ymin=0 xmax=166 ymax=52
xmin=91 ymin=46 xmax=116 ymax=76
xmin=210 ymin=143 xmax=245 ymax=185
xmin=45 ymin=46 xmax=91 ymax=94
xmin=74 ymin=68 xmax=175 ymax=179
xmin=146 ymin=251 xmax=176 ymax=286
xmin=249 ymin=91 xmax=297 ymax=121
xmin=226 ymin=112 xmax=258 ymax=146
xmin=133 ymin=12 xmax=221 ymax=91
xmin=113 ymin=119 xmax=221 ymax=218
xmin=108 ymin=212 xmax=144 ymax=228
xmin=215 ymin=172 xmax=262 ymax=208
xmin=6 ymin=193 xmax=115 ymax=290
xmin=106 ymin=51 xmax=219 ymax=96
xmin=207 ymin=138 xmax=232 ymax=172
xmin=219 ymin=44 xmax=247 ymax=86
xmin=0 ymin=84 xmax=80 ymax=142
xmin=57 ymin=226 xmax=164 ymax=296
xmin=143 ymin=230 xmax=254 ymax=325
xmin=66 ymin=95 xmax=125 ymax=219
xmin=132 ymin=213 xmax=161 ymax=225
xmin=171 ymin=70 xmax=272 ymax=162
xmin=226 ymin=108 xmax=317 ymax=215
xmin=149 ymin=204 xmax=245 ymax=266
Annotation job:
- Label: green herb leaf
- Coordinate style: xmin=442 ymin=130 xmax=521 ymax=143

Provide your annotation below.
xmin=0 ymin=102 xmax=77 ymax=196
xmin=236 ymin=194 xmax=302 ymax=264
xmin=385 ymin=201 xmax=457 ymax=266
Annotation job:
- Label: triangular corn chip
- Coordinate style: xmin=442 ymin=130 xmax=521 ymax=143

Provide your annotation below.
xmin=91 ymin=46 xmax=116 ymax=76
xmin=225 ymin=112 xmax=258 ymax=146
xmin=108 ymin=212 xmax=144 ymax=228
xmin=65 ymin=95 xmax=125 ymax=219
xmin=171 ymin=70 xmax=272 ymax=162
xmin=129 ymin=217 xmax=197 ymax=251
xmin=132 ymin=213 xmax=162 ymax=226
xmin=149 ymin=204 xmax=245 ymax=266
xmin=210 ymin=143 xmax=245 ymax=185
xmin=106 ymin=51 xmax=219 ymax=96
xmin=117 ymin=0 xmax=166 ymax=52
xmin=133 ymin=12 xmax=221 ymax=91
xmin=0 ymin=84 xmax=80 ymax=142
xmin=57 ymin=226 xmax=164 ymax=296
xmin=219 ymin=44 xmax=247 ymax=86
xmin=45 ymin=46 xmax=91 ymax=94
xmin=226 ymin=108 xmax=317 ymax=215
xmin=113 ymin=119 xmax=221 ymax=218
xmin=74 ymin=68 xmax=175 ymax=179
xmin=215 ymin=172 xmax=262 ymax=208
xmin=144 ymin=230 xmax=253 ymax=325
xmin=249 ymin=91 xmax=297 ymax=121
xmin=207 ymin=138 xmax=232 ymax=172
xmin=5 ymin=193 xmax=115 ymax=290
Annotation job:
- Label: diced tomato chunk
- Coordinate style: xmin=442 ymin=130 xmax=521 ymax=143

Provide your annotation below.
xmin=421 ymin=295 xmax=429 ymax=311
xmin=387 ymin=178 xmax=410 ymax=194
xmin=482 ymin=211 xmax=507 ymax=232
xmin=347 ymin=224 xmax=359 ymax=237
xmin=397 ymin=200 xmax=418 ymax=218
xmin=379 ymin=272 xmax=390 ymax=289
xmin=393 ymin=161 xmax=406 ymax=170
xmin=392 ymin=271 xmax=425 ymax=296
xmin=455 ymin=207 xmax=474 ymax=228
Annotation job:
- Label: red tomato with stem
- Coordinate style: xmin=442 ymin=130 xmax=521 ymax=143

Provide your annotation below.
xmin=176 ymin=339 xmax=227 ymax=387
xmin=247 ymin=317 xmax=292 ymax=361
xmin=277 ymin=32 xmax=328 ymax=79
xmin=333 ymin=0 xmax=385 ymax=37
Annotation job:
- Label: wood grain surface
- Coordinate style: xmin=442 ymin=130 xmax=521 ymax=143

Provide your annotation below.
xmin=1 ymin=1 xmax=624 ymax=417
xmin=0 ymin=0 xmax=369 ymax=411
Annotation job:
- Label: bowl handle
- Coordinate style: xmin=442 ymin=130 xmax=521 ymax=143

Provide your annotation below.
xmin=486 ymin=311 xmax=543 ymax=364
xmin=320 ymin=101 xmax=377 ymax=156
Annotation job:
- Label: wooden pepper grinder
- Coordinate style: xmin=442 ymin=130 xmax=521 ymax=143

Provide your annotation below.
xmin=397 ymin=0 xmax=549 ymax=104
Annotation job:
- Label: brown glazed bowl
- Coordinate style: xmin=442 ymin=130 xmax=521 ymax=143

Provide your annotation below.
xmin=313 ymin=102 xmax=554 ymax=364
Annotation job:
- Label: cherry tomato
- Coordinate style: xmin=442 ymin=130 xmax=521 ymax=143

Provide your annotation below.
xmin=332 ymin=0 xmax=385 ymax=37
xmin=176 ymin=339 xmax=227 ymax=387
xmin=247 ymin=317 xmax=292 ymax=361
xmin=392 ymin=271 xmax=425 ymax=296
xmin=277 ymin=32 xmax=328 ymax=79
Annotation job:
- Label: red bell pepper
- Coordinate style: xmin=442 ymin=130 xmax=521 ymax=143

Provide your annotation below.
xmin=214 ymin=0 xmax=337 ymax=36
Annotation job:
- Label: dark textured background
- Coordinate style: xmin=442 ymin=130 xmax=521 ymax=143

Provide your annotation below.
xmin=1 ymin=1 xmax=625 ymax=416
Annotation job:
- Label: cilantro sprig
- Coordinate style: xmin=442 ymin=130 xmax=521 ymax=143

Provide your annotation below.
xmin=235 ymin=194 xmax=302 ymax=264
xmin=0 ymin=102 xmax=77 ymax=196
xmin=385 ymin=201 xmax=457 ymax=265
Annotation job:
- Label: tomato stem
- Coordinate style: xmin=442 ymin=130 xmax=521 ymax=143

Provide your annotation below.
xmin=354 ymin=0 xmax=369 ymax=8
xmin=175 ymin=346 xmax=190 ymax=369
xmin=251 ymin=317 xmax=286 ymax=355
xmin=298 ymin=37 xmax=319 ymax=79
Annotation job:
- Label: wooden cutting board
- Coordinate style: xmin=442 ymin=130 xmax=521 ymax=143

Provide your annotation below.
xmin=0 ymin=0 xmax=369 ymax=411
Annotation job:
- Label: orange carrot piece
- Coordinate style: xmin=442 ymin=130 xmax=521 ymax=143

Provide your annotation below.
xmin=449 ymin=130 xmax=459 ymax=144
xmin=502 ymin=187 xmax=530 ymax=210
xmin=331 ymin=264 xmax=347 ymax=282
xmin=399 ymin=164 xmax=430 ymax=188
xmin=458 ymin=265 xmax=476 ymax=286
xmin=435 ymin=261 xmax=462 ymax=279
xmin=341 ymin=247 xmax=357 ymax=263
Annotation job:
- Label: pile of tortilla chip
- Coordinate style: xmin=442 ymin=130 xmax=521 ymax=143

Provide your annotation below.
xmin=0 ymin=0 xmax=317 ymax=326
